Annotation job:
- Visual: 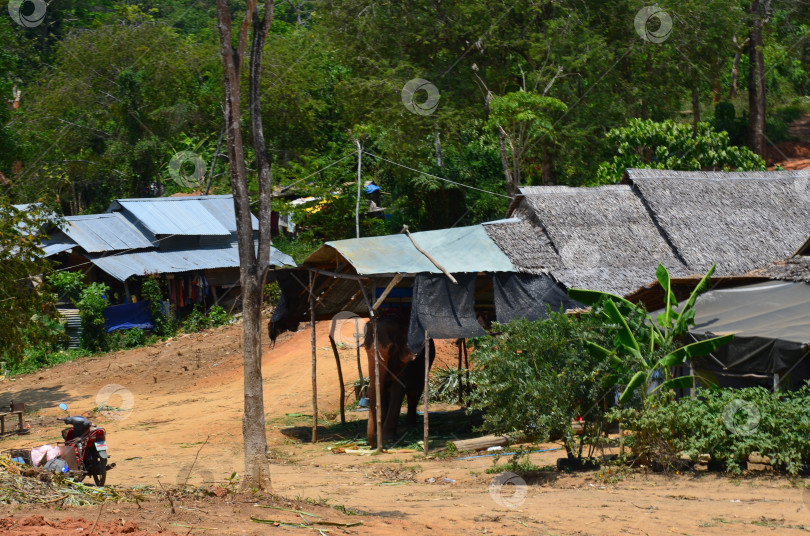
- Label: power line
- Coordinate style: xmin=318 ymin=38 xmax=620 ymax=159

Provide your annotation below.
xmin=362 ymin=151 xmax=513 ymax=199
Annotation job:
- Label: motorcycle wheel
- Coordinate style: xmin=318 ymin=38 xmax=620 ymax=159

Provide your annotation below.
xmin=89 ymin=452 xmax=107 ymax=486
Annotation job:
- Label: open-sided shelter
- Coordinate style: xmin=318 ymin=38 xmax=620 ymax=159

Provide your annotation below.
xmin=269 ymin=222 xmax=578 ymax=450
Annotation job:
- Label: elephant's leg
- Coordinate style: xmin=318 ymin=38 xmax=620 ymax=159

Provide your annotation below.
xmin=405 ymin=341 xmax=435 ymax=427
xmin=383 ymin=375 xmax=407 ymax=441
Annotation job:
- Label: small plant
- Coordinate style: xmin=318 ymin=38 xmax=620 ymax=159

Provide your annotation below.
xmin=142 ymin=276 xmax=176 ymax=336
xmin=77 ymin=282 xmax=110 ymax=351
xmin=47 ymin=271 xmax=86 ymax=305
xmin=206 ymin=305 xmax=229 ymax=327
xmin=613 ymin=385 xmax=810 ymax=475
xmin=182 ymin=304 xmax=231 ymax=333
xmin=107 ymin=328 xmax=151 ymax=351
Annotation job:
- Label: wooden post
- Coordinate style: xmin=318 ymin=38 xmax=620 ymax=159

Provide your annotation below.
xmin=328 ymin=334 xmax=346 ymax=423
xmin=457 ymin=339 xmax=463 ymax=404
xmin=373 ymin=312 xmax=383 ymax=451
xmin=690 ymin=362 xmax=697 ymax=398
xmin=462 ymin=339 xmax=469 ymax=400
xmin=423 ymin=331 xmax=430 ymax=456
xmin=354 ymin=317 xmax=364 ymax=384
xmin=309 ymin=272 xmax=318 ymax=443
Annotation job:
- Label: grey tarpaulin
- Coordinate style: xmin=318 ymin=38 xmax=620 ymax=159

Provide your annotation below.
xmin=493 ymin=273 xmax=579 ymax=323
xmin=407 ymin=274 xmax=485 ymax=353
xmin=672 ymin=281 xmax=810 ymax=388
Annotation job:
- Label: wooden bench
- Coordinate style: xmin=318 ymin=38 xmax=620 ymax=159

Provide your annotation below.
xmin=0 ymin=401 xmax=27 ymax=436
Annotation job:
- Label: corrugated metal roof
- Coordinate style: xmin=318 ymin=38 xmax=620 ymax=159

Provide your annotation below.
xmin=61 ymin=213 xmax=156 ymax=253
xmin=108 ymin=195 xmax=252 ymax=236
xmin=87 ymin=241 xmax=296 ymax=281
xmin=41 ymin=232 xmax=76 ymax=257
xmin=197 ymin=196 xmax=259 ymax=232
xmin=306 ymin=224 xmax=516 ymax=275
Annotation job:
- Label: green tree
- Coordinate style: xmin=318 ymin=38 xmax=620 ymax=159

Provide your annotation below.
xmin=0 ymin=201 xmax=61 ymax=364
xmin=595 ymin=119 xmax=766 ymax=184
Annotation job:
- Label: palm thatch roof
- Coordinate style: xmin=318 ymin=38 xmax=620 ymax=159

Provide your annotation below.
xmin=505 ymin=185 xmax=691 ymax=295
xmin=749 ymin=256 xmax=810 ymax=283
xmin=626 ymin=169 xmax=810 ymax=275
xmin=483 ymin=219 xmax=560 ymax=275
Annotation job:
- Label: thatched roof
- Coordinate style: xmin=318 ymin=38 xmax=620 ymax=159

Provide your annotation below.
xmin=749 ymin=256 xmax=810 ymax=283
xmin=506 ymin=185 xmax=691 ymax=295
xmin=483 ymin=219 xmax=560 ymax=275
xmin=626 ymin=169 xmax=810 ymax=275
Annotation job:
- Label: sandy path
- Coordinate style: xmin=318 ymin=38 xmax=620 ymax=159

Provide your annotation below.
xmin=2 ymin=321 xmax=810 ymax=535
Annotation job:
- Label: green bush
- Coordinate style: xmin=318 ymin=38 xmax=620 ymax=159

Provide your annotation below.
xmin=142 ymin=277 xmax=176 ymax=336
xmin=466 ymin=312 xmax=612 ymax=459
xmin=182 ymin=304 xmax=231 ymax=333
xmin=613 ymin=386 xmax=810 ymax=475
xmin=47 ymin=271 xmax=86 ymax=305
xmin=430 ymin=366 xmax=472 ymax=404
xmin=77 ymin=282 xmax=110 ymax=351
xmin=107 ymin=328 xmax=152 ymax=351
xmin=5 ymin=347 xmax=90 ymax=376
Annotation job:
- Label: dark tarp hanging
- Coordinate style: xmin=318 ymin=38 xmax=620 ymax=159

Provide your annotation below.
xmin=681 ymin=281 xmax=810 ymax=388
xmin=493 ymin=273 xmax=579 ymax=323
xmin=407 ymin=273 xmax=485 ymax=353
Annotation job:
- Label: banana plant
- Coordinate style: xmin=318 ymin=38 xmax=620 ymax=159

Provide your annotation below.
xmin=569 ymin=264 xmax=733 ymax=404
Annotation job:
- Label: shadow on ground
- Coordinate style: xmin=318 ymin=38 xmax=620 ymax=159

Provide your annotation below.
xmin=279 ymin=408 xmax=484 ymax=450
xmin=0 ymin=385 xmax=78 ymax=413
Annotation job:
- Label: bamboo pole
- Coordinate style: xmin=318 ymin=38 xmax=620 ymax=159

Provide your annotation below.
xmin=354 ymin=317 xmax=363 ymax=384
xmin=309 ymin=272 xmax=318 ymax=443
xmin=373 ymin=312 xmax=383 ymax=451
xmin=423 ymin=332 xmax=430 ymax=456
xmin=457 ymin=339 xmax=463 ymax=404
xmin=401 ymin=226 xmax=457 ymax=284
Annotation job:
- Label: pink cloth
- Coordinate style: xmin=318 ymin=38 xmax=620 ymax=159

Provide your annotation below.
xmin=30 ymin=444 xmax=61 ymax=467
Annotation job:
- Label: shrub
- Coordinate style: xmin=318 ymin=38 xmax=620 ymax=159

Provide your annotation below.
xmin=142 ymin=276 xmax=176 ymax=336
xmin=614 ymin=385 xmax=810 ymax=475
xmin=182 ymin=304 xmax=231 ymax=333
xmin=466 ymin=312 xmax=613 ymax=459
xmin=77 ymin=282 xmax=110 ymax=351
xmin=107 ymin=328 xmax=151 ymax=351
xmin=47 ymin=271 xmax=86 ymax=305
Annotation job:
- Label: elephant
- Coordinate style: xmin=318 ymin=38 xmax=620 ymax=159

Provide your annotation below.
xmin=363 ymin=317 xmax=435 ymax=448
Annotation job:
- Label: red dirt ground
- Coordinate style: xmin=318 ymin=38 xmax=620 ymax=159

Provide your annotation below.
xmin=2 ymin=319 xmax=810 ymax=535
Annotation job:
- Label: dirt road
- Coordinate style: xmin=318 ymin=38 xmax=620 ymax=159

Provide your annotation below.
xmin=2 ymin=321 xmax=810 ymax=535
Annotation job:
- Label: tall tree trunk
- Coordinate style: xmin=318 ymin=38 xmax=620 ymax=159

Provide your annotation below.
xmin=692 ymin=86 xmax=701 ymax=136
xmin=216 ymin=0 xmax=274 ymax=491
xmin=748 ymin=0 xmax=767 ymax=157
xmin=541 ymin=148 xmax=555 ymax=186
xmin=497 ymin=129 xmax=517 ymax=197
xmin=730 ymin=36 xmax=748 ymax=100
xmin=433 ymin=122 xmax=443 ymax=167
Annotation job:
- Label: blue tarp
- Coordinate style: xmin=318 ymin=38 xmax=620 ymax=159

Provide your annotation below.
xmin=104 ymin=301 xmax=154 ymax=332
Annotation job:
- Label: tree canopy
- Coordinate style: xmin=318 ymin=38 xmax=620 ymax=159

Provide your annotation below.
xmin=0 ymin=0 xmax=808 ymax=235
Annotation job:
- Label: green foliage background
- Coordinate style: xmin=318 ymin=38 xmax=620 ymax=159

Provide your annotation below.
xmin=0 ymin=0 xmax=806 ymax=234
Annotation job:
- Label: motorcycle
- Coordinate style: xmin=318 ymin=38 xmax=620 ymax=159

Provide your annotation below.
xmin=57 ymin=403 xmax=115 ymax=486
